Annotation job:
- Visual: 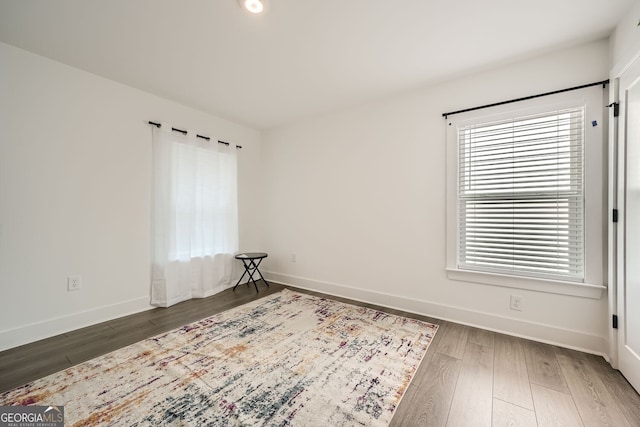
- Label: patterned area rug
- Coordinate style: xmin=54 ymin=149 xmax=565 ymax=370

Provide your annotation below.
xmin=1 ymin=289 xmax=438 ymax=426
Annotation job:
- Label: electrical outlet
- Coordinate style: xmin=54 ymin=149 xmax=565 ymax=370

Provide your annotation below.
xmin=510 ymin=295 xmax=522 ymax=311
xmin=291 ymin=253 xmax=297 ymax=263
xmin=68 ymin=275 xmax=81 ymax=291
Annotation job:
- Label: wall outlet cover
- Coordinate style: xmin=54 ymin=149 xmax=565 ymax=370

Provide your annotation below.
xmin=510 ymin=295 xmax=523 ymax=311
xmin=68 ymin=275 xmax=81 ymax=291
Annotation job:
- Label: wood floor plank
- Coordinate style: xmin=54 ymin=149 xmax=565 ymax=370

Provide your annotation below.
xmin=65 ymin=324 xmax=168 ymax=365
xmin=436 ymin=322 xmax=470 ymax=359
xmin=494 ymin=334 xmax=534 ymax=410
xmin=531 ymin=383 xmax=584 ymax=427
xmin=0 ymin=332 xmax=73 ymax=365
xmin=524 ymin=340 xmax=570 ymax=393
xmin=409 ymin=321 xmax=448 ymax=387
xmin=587 ymin=355 xmax=640 ymax=424
xmin=554 ymin=345 xmax=588 ymax=361
xmin=392 ymin=352 xmax=462 ymax=426
xmin=556 ymin=353 xmax=632 ymax=427
xmin=492 ymin=398 xmax=537 ymax=427
xmin=389 ymin=384 xmax=430 ymax=426
xmin=423 ymin=320 xmax=447 ymax=350
xmin=468 ymin=327 xmax=495 ymax=348
xmin=0 ymin=354 xmax=72 ymax=392
xmin=62 ymin=322 xmax=115 ymax=341
xmin=446 ymin=341 xmax=494 ymax=427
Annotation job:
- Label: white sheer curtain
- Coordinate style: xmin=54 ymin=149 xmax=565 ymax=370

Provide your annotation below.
xmin=151 ymin=126 xmax=238 ymax=307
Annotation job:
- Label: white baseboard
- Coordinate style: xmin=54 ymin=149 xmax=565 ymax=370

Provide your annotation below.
xmin=265 ymin=271 xmax=608 ymax=357
xmin=0 ymin=296 xmax=152 ymax=352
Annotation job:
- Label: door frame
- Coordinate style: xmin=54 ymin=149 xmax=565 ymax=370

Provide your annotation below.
xmin=608 ymin=74 xmax=619 ymax=368
xmin=609 ymin=49 xmax=640 ymax=372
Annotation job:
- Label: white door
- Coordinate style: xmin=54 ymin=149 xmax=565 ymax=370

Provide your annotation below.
xmin=619 ymin=56 xmax=640 ymax=393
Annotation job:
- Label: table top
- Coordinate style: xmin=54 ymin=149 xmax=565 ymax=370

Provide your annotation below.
xmin=235 ymin=252 xmax=268 ymax=260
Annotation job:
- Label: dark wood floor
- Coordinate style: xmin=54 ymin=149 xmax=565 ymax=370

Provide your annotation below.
xmin=1 ymin=282 xmax=639 ymax=426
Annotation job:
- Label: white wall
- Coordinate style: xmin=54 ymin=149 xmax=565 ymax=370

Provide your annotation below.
xmin=611 ymin=1 xmax=640 ymax=73
xmin=0 ymin=42 xmax=264 ymax=351
xmin=262 ymin=39 xmax=611 ymax=355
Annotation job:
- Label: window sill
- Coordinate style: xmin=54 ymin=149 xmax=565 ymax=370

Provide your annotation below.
xmin=446 ymin=268 xmax=605 ymax=299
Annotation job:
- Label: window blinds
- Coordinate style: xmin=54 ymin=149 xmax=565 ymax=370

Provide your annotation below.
xmin=457 ymin=108 xmax=584 ymax=281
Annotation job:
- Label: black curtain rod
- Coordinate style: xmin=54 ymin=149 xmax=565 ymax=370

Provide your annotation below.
xmin=442 ymin=79 xmax=609 ymax=119
xmin=218 ymin=140 xmax=243 ymax=149
xmin=147 ymin=121 xmax=242 ymax=149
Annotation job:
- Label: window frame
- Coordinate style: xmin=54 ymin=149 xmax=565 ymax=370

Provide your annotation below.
xmin=445 ymin=88 xmax=606 ymax=298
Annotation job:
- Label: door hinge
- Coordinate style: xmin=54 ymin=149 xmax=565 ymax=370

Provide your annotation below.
xmin=613 ymin=209 xmax=619 ymax=223
xmin=613 ymin=314 xmax=618 ymax=329
xmin=608 ymin=102 xmax=620 ymax=117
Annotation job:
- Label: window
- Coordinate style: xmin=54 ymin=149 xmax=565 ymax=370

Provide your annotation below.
xmin=172 ymin=141 xmax=238 ymax=259
xmin=458 ymin=108 xmax=584 ymax=281
xmin=151 ymin=126 xmax=239 ymax=307
xmin=445 ymin=88 xmax=605 ymax=298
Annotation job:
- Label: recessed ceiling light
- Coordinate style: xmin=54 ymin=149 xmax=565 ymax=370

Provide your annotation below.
xmin=238 ymin=0 xmax=268 ymax=15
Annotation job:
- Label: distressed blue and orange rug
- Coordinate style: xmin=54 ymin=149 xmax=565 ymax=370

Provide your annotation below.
xmin=0 ymin=289 xmax=438 ymax=426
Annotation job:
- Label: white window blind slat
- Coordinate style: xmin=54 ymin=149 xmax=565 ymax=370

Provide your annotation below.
xmin=457 ymin=108 xmax=585 ymax=281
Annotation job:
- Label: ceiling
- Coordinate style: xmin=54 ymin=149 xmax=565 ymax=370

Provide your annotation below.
xmin=0 ymin=0 xmax=634 ymax=129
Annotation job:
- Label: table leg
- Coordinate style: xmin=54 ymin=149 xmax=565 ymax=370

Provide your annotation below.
xmin=254 ymin=261 xmax=269 ymax=288
xmin=233 ymin=263 xmax=249 ymax=292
